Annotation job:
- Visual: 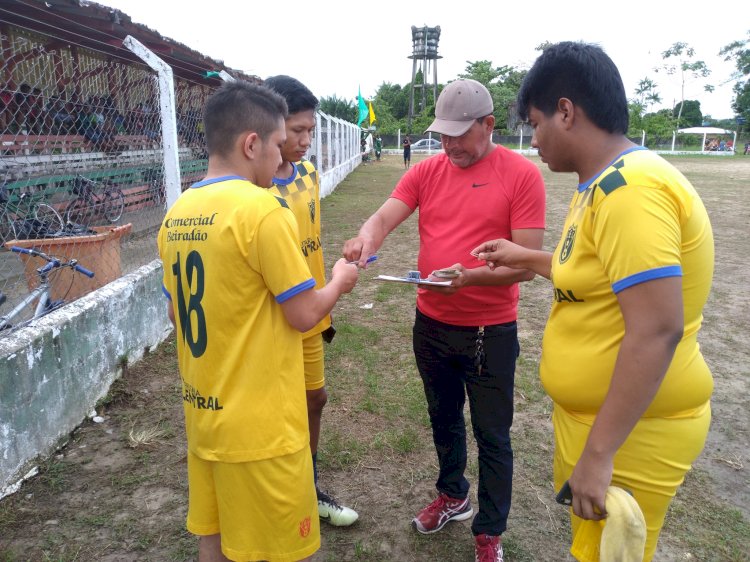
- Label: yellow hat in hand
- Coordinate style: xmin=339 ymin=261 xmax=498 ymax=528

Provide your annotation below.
xmin=600 ymin=486 xmax=647 ymax=562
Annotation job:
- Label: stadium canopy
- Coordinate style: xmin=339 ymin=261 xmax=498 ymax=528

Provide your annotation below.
xmin=675 ymin=127 xmax=736 ymax=152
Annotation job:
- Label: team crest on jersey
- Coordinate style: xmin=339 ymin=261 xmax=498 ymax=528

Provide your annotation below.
xmin=299 ymin=516 xmax=311 ymax=537
xmin=308 ymin=200 xmax=316 ymax=223
xmin=559 ymin=225 xmax=577 ymax=264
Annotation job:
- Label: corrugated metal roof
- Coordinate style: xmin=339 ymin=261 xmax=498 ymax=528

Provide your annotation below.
xmin=0 ymin=0 xmax=261 ymax=85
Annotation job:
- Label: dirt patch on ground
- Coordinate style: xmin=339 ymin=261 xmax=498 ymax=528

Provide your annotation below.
xmin=0 ymin=154 xmax=747 ymax=561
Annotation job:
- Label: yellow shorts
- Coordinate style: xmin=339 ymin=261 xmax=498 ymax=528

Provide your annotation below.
xmin=552 ymin=402 xmax=711 ymax=562
xmin=186 ymin=447 xmax=320 ymax=562
xmin=303 ymin=334 xmax=325 ymax=391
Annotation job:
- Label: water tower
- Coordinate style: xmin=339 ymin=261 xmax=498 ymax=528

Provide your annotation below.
xmin=408 ymin=25 xmax=441 ymax=129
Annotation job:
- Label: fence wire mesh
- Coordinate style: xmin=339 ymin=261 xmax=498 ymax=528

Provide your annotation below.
xmin=0 ymin=19 xmax=361 ymax=337
xmin=0 ymin=27 xmax=210 ymax=334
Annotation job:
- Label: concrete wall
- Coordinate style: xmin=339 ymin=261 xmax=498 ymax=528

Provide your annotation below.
xmin=0 ymin=260 xmax=170 ymax=497
xmin=320 ymin=154 xmax=362 ymax=198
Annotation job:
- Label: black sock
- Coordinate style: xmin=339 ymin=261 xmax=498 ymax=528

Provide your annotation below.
xmin=312 ymin=452 xmax=318 ymax=487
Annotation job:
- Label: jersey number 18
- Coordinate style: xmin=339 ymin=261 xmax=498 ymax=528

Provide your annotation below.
xmin=172 ymin=251 xmax=207 ymax=358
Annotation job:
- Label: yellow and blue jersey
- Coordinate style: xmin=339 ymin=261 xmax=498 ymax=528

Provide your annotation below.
xmin=157 ymin=176 xmax=314 ymax=462
xmin=269 ymin=159 xmax=330 ymax=338
xmin=541 ymin=147 xmax=714 ymax=417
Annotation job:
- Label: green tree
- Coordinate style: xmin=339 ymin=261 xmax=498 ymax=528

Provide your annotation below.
xmin=732 ymin=84 xmax=750 ymax=124
xmin=655 ymin=42 xmax=713 ymax=124
xmin=673 ymin=99 xmax=703 ymax=127
xmin=372 ymin=80 xmax=435 ymax=135
xmin=458 ymin=60 xmax=527 ymax=133
xmin=642 ymin=109 xmax=678 ymax=145
xmin=720 ymin=30 xmax=750 ymax=124
xmin=365 ymin=58 xmax=529 ymax=135
xmin=628 ymin=101 xmax=645 ymax=137
xmin=634 ymin=78 xmax=662 ymax=110
xmin=375 ymin=82 xmax=410 ymax=121
xmin=459 ymin=60 xmax=507 ymax=84
xmin=368 ymin=96 xmax=400 ymax=134
xmin=629 ymin=79 xmax=661 ymax=137
xmin=535 ymin=41 xmax=553 ymax=52
xmin=319 ymin=95 xmax=356 ymax=123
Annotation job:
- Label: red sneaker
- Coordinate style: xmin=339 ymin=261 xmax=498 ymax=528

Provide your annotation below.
xmin=475 ymin=534 xmax=504 ymax=562
xmin=411 ymin=492 xmax=473 ymax=534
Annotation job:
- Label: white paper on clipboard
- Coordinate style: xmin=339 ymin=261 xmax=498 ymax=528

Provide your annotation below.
xmin=375 ymin=275 xmax=452 ymax=287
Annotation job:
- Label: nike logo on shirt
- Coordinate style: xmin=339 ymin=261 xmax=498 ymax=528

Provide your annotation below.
xmin=471 ymin=182 xmax=489 ymax=188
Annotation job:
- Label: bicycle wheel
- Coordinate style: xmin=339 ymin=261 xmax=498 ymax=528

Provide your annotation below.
xmin=103 ymin=188 xmax=125 ymax=222
xmin=65 ymin=197 xmax=93 ymax=227
xmin=34 ymin=203 xmax=65 ymax=236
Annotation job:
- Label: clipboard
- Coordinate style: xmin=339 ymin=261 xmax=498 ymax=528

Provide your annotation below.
xmin=375 ymin=274 xmax=452 ymax=287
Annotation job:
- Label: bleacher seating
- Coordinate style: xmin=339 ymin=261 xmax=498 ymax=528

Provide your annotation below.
xmin=0 ymin=134 xmax=87 ymax=154
xmin=0 ymin=133 xmax=156 ymax=155
xmin=0 ymin=157 xmax=208 ymax=217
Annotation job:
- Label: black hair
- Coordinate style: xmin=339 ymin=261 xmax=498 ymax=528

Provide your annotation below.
xmin=263 ymin=75 xmax=318 ymax=115
xmin=203 ymin=81 xmax=288 ymax=157
xmin=517 ymin=41 xmax=629 ymax=134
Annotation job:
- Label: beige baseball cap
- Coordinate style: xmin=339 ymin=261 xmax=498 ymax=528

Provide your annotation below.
xmin=425 ymin=79 xmax=493 ymax=137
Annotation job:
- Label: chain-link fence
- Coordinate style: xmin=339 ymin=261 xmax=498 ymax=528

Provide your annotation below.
xmin=0 ymin=21 xmax=361 ymax=337
xmin=313 ymin=112 xmax=361 ymax=197
xmin=0 ymin=24 xmax=210 ymax=334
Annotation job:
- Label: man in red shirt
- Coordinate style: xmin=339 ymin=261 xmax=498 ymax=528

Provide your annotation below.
xmin=343 ymin=79 xmax=546 ymax=562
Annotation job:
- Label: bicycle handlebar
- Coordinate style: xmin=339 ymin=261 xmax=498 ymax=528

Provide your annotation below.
xmin=10 ymin=246 xmax=95 ymax=278
xmin=38 ymin=258 xmax=61 ymax=275
xmin=10 ymin=246 xmax=36 ymax=256
xmin=74 ymin=264 xmax=95 ymax=278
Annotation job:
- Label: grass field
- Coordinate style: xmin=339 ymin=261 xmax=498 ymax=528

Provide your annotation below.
xmin=0 ymin=153 xmax=747 ymax=561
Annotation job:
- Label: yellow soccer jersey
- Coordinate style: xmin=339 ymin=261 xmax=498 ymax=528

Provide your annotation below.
xmin=269 ymin=159 xmax=330 ymax=337
xmin=540 ymin=147 xmax=714 ymax=417
xmin=157 ymin=175 xmax=316 ymax=462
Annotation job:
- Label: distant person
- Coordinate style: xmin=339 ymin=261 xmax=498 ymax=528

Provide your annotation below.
xmin=374 ymin=134 xmax=382 ymax=161
xmin=402 ymin=134 xmax=411 ymax=169
xmin=474 ymin=41 xmax=715 ymax=562
xmin=344 ymin=79 xmax=545 ymax=562
xmin=0 ymin=91 xmax=10 ymax=133
xmin=47 ymin=96 xmax=75 ymax=135
xmin=744 ymin=141 xmax=749 ymax=155
xmin=76 ymin=98 xmax=105 ymax=147
xmin=157 ymin=80 xmax=359 ymax=562
xmin=10 ymin=83 xmax=32 ymax=133
xmin=28 ymin=87 xmax=45 ymax=133
xmin=265 ymin=74 xmax=359 ymax=528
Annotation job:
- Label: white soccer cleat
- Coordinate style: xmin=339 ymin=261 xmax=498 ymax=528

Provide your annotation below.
xmin=317 ymin=489 xmax=359 ymax=527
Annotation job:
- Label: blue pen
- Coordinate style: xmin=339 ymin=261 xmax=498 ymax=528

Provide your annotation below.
xmin=349 ymin=255 xmax=378 ymax=266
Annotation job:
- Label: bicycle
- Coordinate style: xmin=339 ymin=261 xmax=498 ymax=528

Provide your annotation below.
xmin=64 ymin=174 xmax=125 ymax=227
xmin=0 ymin=246 xmax=94 ymax=331
xmin=0 ymin=184 xmax=65 ymax=245
xmin=142 ymin=167 xmax=166 ymax=209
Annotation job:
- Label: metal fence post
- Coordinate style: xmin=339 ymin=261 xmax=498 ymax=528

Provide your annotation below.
xmin=315 ymin=112 xmax=323 ymax=175
xmin=123 ymin=35 xmax=181 ymax=210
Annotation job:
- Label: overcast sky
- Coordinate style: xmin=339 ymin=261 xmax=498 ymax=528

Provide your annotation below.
xmin=95 ymin=0 xmax=747 ymax=119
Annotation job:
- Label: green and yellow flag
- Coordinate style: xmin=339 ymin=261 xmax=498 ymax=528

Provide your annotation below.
xmin=357 ymin=86 xmax=369 ymax=127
